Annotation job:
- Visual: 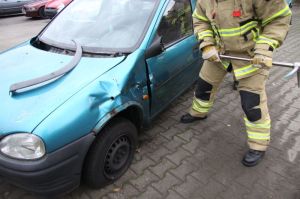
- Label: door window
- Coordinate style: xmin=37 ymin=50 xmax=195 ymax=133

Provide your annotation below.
xmin=157 ymin=0 xmax=193 ymax=46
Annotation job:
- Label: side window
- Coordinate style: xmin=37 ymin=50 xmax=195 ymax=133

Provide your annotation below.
xmin=157 ymin=0 xmax=193 ymax=46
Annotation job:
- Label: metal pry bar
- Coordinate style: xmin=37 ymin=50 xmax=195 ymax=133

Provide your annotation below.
xmin=219 ymin=54 xmax=300 ymax=87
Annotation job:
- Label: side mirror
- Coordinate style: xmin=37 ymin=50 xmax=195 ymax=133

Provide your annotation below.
xmin=145 ymin=36 xmax=165 ymax=59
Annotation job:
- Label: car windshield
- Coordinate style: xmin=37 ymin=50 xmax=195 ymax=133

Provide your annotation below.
xmin=39 ymin=0 xmax=159 ymax=54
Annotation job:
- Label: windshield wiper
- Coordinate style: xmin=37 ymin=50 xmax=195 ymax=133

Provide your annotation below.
xmin=9 ymin=40 xmax=82 ymax=95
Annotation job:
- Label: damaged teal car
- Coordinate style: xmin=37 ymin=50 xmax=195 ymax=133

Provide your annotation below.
xmin=0 ymin=0 xmax=201 ymax=195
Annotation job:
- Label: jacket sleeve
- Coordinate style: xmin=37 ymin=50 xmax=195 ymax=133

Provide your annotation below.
xmin=192 ymin=0 xmax=215 ymax=49
xmin=253 ymin=0 xmax=292 ymax=56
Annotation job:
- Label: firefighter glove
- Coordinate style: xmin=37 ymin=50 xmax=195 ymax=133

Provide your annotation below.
xmin=202 ymin=45 xmax=220 ymax=62
xmin=252 ymin=54 xmax=273 ymax=68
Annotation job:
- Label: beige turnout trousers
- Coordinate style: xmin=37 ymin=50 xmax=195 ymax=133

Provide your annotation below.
xmin=190 ymin=58 xmax=270 ymax=151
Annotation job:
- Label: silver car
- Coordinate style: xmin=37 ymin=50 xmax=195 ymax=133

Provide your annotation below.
xmin=0 ymin=0 xmax=35 ymax=16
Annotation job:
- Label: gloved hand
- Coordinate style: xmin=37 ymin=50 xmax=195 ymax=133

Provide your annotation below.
xmin=202 ymin=45 xmax=220 ymax=62
xmin=251 ymin=54 xmax=273 ymax=68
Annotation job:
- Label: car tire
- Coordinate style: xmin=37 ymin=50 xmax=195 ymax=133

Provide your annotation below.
xmin=38 ymin=6 xmax=46 ymax=19
xmin=82 ymin=117 xmax=138 ymax=188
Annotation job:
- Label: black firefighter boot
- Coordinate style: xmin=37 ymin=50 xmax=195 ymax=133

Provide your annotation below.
xmin=242 ymin=149 xmax=265 ymax=167
xmin=180 ymin=113 xmax=207 ymax=123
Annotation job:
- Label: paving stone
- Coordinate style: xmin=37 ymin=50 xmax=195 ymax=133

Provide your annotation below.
xmin=177 ymin=129 xmax=194 ymax=142
xmin=198 ymin=179 xmax=227 ymax=199
xmin=108 ymin=184 xmax=140 ymax=199
xmin=113 ymin=169 xmax=138 ymax=187
xmin=164 ymin=136 xmax=187 ymax=152
xmin=234 ymin=168 xmax=261 ymax=189
xmin=182 ymin=138 xmax=201 ymax=154
xmin=130 ymin=156 xmax=156 ymax=175
xmin=185 ymin=148 xmax=207 ymax=164
xmin=190 ymin=164 xmax=217 ymax=185
xmin=87 ymin=183 xmax=116 ymax=199
xmin=170 ymin=161 xmax=197 ymax=181
xmin=145 ymin=134 xmax=170 ymax=148
xmin=212 ymin=161 xmax=244 ymax=186
xmin=133 ymin=186 xmax=162 ymax=199
xmin=219 ymin=182 xmax=250 ymax=199
xmin=287 ymin=120 xmax=300 ymax=132
xmin=65 ymin=187 xmax=94 ymax=199
xmin=198 ymin=152 xmax=232 ymax=171
xmin=144 ymin=125 xmax=165 ymax=137
xmin=173 ymin=175 xmax=205 ymax=199
xmin=3 ymin=188 xmax=35 ymax=199
xmin=165 ymin=190 xmax=184 ymax=199
xmin=147 ymin=146 xmax=173 ymax=162
xmin=151 ymin=172 xmax=181 ymax=195
xmin=166 ymin=147 xmax=191 ymax=165
xmin=292 ymin=110 xmax=300 ymax=122
xmin=257 ymin=170 xmax=298 ymax=195
xmin=160 ymin=127 xmax=182 ymax=140
xmin=170 ymin=104 xmax=188 ymax=114
xmin=149 ymin=158 xmax=177 ymax=178
xmin=159 ymin=118 xmax=178 ymax=130
xmin=242 ymin=183 xmax=275 ymax=199
xmin=130 ymin=169 xmax=159 ymax=192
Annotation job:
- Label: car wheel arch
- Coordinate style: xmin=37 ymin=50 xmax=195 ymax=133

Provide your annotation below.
xmin=92 ymin=103 xmax=144 ymax=136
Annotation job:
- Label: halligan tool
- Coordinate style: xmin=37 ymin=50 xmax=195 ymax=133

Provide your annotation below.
xmin=219 ymin=54 xmax=300 ymax=87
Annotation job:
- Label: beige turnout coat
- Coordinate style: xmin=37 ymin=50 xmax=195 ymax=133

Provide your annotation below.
xmin=193 ymin=0 xmax=292 ymax=79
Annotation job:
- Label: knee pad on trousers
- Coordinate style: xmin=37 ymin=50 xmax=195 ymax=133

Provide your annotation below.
xmin=240 ymin=90 xmax=262 ymax=122
xmin=195 ymin=77 xmax=213 ymax=101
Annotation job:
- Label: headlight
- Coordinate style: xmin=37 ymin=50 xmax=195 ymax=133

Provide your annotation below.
xmin=27 ymin=7 xmax=37 ymax=11
xmin=0 ymin=133 xmax=45 ymax=160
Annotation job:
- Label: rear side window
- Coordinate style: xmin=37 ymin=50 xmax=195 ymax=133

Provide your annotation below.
xmin=157 ymin=0 xmax=193 ymax=46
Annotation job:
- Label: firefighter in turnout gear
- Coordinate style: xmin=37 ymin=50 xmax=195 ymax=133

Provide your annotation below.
xmin=181 ymin=0 xmax=292 ymax=166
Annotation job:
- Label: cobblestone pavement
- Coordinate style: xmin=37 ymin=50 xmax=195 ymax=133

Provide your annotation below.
xmin=1 ymin=4 xmax=300 ymax=199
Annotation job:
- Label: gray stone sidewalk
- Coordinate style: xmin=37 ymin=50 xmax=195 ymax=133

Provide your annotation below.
xmin=1 ymin=4 xmax=300 ymax=199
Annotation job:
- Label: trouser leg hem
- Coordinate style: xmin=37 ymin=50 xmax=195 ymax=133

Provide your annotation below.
xmin=189 ymin=108 xmax=208 ymax=118
xmin=248 ymin=142 xmax=268 ymax=151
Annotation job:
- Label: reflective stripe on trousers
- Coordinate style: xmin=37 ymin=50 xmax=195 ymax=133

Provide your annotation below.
xmin=244 ymin=117 xmax=271 ymax=141
xmin=192 ymin=97 xmax=213 ymax=113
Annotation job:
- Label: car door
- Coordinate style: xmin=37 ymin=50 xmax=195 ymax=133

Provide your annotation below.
xmin=146 ymin=0 xmax=201 ymax=117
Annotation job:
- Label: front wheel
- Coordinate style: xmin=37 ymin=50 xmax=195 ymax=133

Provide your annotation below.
xmin=38 ymin=6 xmax=47 ymax=19
xmin=83 ymin=117 xmax=138 ymax=188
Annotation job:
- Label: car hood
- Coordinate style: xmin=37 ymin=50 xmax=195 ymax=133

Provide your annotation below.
xmin=46 ymin=0 xmax=70 ymax=8
xmin=24 ymin=0 xmax=49 ymax=8
xmin=0 ymin=43 xmax=125 ymax=134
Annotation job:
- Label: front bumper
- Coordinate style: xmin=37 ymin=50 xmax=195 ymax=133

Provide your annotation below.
xmin=0 ymin=6 xmax=23 ymax=16
xmin=0 ymin=133 xmax=95 ymax=195
xmin=23 ymin=9 xmax=39 ymax=17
